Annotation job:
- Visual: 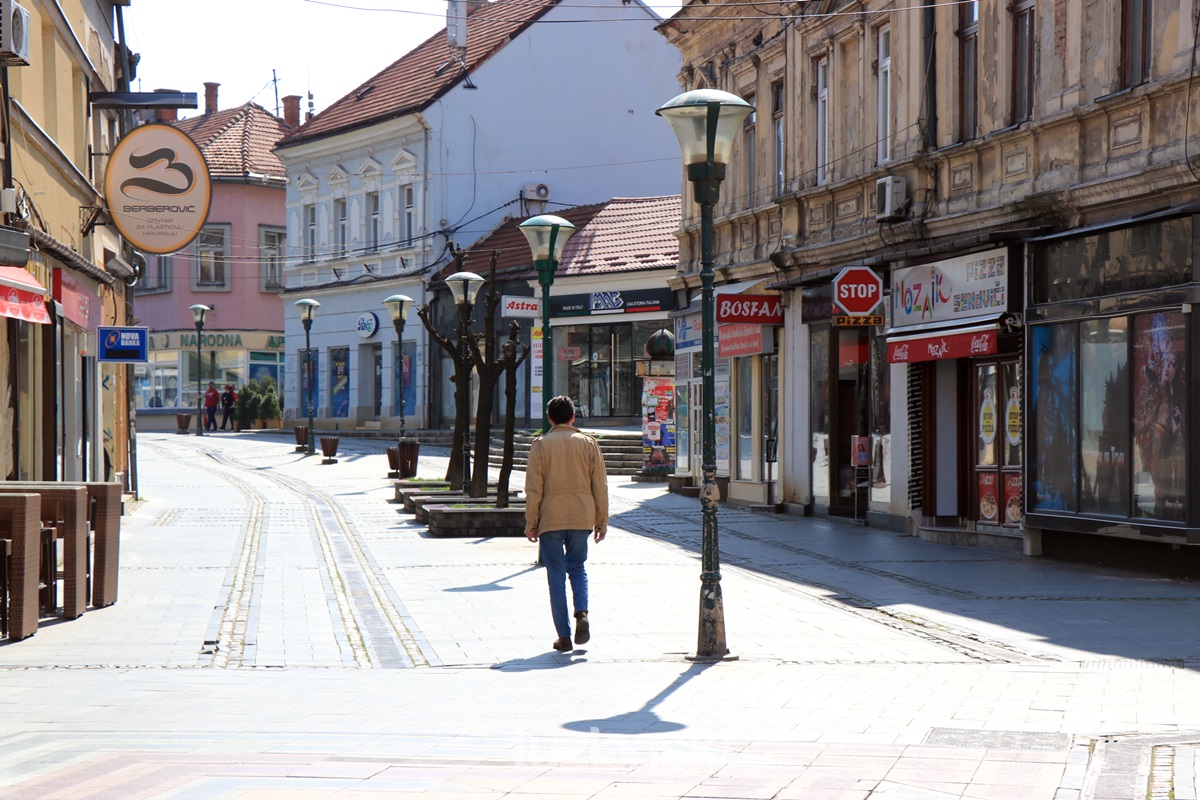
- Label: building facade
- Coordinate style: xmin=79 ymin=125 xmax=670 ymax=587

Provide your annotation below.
xmin=273 ymin=0 xmax=682 ymax=435
xmin=130 ymin=84 xmax=294 ymax=430
xmin=1 ymin=1 xmax=136 ymax=484
xmin=660 ymin=0 xmax=1200 ymax=556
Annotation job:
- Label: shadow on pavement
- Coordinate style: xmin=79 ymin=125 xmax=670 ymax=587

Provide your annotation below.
xmin=562 ymin=662 xmax=712 ymax=734
xmin=445 ymin=564 xmax=541 ymax=592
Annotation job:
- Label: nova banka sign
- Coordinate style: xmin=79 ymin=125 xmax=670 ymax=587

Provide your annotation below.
xmin=104 ymin=124 xmax=212 ymax=254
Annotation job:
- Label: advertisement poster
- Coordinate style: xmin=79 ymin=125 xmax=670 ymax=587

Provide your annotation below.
xmin=851 ymin=435 xmax=870 ymax=466
xmin=531 ymin=325 xmax=544 ymax=402
xmin=1030 ymin=324 xmax=1078 ymax=510
xmin=330 ymin=347 xmax=350 ymax=418
xmin=715 ymin=378 xmax=730 ymax=474
xmin=1132 ymin=311 xmax=1187 ymax=520
xmin=1003 ymin=473 xmax=1022 ymax=525
xmin=977 ymin=471 xmax=1000 ymax=523
xmin=641 ymin=377 xmax=676 ymax=473
xmin=394 ymin=341 xmax=417 ymax=415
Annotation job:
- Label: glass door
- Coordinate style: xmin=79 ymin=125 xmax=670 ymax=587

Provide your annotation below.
xmin=974 ymin=360 xmax=1021 ymax=526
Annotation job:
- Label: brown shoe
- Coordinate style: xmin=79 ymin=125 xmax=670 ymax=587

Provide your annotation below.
xmin=574 ymin=611 xmax=590 ymax=645
xmin=552 ymin=636 xmax=572 ymax=652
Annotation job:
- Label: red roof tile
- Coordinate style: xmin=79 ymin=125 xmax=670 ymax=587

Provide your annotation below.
xmin=173 ymin=104 xmax=291 ymax=181
xmin=277 ymin=0 xmax=562 ymax=148
xmin=440 ymin=195 xmax=681 ymax=284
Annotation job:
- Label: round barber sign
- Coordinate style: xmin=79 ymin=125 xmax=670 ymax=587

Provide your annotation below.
xmin=104 ymin=124 xmax=212 ymax=254
xmin=833 ymin=266 xmax=883 ymax=315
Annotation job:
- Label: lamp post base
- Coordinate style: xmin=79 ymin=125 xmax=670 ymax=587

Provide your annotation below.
xmin=693 ymin=575 xmax=731 ymax=659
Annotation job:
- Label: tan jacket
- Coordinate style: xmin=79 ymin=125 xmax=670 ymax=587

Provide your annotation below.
xmin=524 ymin=424 xmax=609 ymax=534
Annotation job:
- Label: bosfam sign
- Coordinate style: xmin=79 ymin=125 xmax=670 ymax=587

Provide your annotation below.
xmin=104 ymin=124 xmax=212 ymax=254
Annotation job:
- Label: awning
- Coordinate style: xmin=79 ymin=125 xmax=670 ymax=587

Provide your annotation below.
xmin=0 ymin=266 xmax=51 ymax=324
xmin=886 ymin=323 xmax=998 ymax=364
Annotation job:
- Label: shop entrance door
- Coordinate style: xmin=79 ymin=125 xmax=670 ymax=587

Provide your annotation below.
xmin=371 ymin=345 xmax=383 ymax=419
xmin=829 ymin=327 xmax=870 ymax=518
xmin=973 ymin=360 xmax=1022 ymax=527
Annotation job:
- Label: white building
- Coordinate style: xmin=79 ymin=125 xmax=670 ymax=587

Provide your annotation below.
xmin=273 ymin=0 xmax=682 ymax=432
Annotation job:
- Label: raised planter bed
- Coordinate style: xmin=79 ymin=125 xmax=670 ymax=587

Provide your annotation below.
xmin=412 ymin=494 xmax=523 ymax=523
xmin=425 ymin=505 xmax=527 ymax=537
xmin=392 ymin=479 xmax=453 ymax=502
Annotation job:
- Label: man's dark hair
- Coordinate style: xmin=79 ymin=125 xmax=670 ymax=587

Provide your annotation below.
xmin=547 ymin=395 xmax=576 ymax=425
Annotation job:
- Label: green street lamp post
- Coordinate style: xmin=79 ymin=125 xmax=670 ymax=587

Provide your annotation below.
xmin=383 ymin=294 xmax=415 ymax=439
xmin=189 ymin=304 xmax=211 ymax=436
xmin=445 ymin=271 xmax=486 ymax=491
xmin=518 ymin=214 xmax=577 ymax=431
xmin=295 ymin=298 xmax=320 ymax=455
xmin=657 ymin=88 xmax=755 ymax=659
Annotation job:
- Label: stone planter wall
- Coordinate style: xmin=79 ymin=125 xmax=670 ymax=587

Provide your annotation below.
xmin=425 ymin=505 xmax=527 ymax=537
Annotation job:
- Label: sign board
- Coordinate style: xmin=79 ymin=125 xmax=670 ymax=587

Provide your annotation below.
xmin=551 ymin=288 xmax=674 ymax=317
xmin=716 ymin=293 xmax=783 ymax=325
xmin=717 ymin=323 xmax=766 ymax=358
xmin=501 ymin=295 xmax=540 ymax=318
xmin=355 ymin=311 xmax=379 ymax=338
xmin=891 ymin=247 xmax=1009 ymax=328
xmin=887 ymin=326 xmax=998 ymax=364
xmin=104 ymin=124 xmax=212 ymax=254
xmin=833 ymin=266 xmax=883 ymax=316
xmin=98 ymin=326 xmax=149 ymax=362
xmin=833 ymin=315 xmax=884 ymax=327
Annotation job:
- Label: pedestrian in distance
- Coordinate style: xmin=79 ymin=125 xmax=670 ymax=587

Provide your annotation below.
xmin=524 ymin=395 xmax=609 ymax=652
xmin=220 ymin=384 xmax=238 ymax=430
xmin=203 ymin=381 xmax=220 ymax=431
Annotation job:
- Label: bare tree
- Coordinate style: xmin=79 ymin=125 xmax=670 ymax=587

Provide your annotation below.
xmin=415 ymin=244 xmax=472 ymax=487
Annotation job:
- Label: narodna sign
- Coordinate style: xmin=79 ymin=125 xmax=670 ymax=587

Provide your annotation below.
xmin=104 ymin=124 xmax=212 ymax=254
xmin=833 ymin=266 xmax=883 ymax=316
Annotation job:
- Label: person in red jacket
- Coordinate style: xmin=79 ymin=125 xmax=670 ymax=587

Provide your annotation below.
xmin=203 ymin=381 xmax=220 ymax=431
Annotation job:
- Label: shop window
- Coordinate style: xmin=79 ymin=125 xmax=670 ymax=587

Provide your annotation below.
xmin=1030 ymin=324 xmax=1078 ymax=511
xmin=974 ymin=361 xmax=1021 ymax=526
xmin=330 ymin=347 xmax=350 ymax=417
xmin=1030 ymin=311 xmax=1188 ymax=523
xmin=1033 ymin=217 xmax=1192 ymax=304
xmin=393 ymin=340 xmax=417 ymax=417
xmin=736 ymin=356 xmax=754 ymax=480
xmin=1132 ymin=311 xmax=1186 ymax=520
xmin=1080 ymin=318 xmax=1130 ymax=516
xmin=810 ymin=326 xmax=831 ymax=504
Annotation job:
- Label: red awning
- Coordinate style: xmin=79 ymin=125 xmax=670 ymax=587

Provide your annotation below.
xmin=0 ymin=266 xmax=50 ymax=325
xmin=886 ymin=324 xmax=998 ymax=364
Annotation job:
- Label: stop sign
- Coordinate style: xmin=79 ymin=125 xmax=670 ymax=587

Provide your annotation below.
xmin=833 ymin=266 xmax=883 ymax=315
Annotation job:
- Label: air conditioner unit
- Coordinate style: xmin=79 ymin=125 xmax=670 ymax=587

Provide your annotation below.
xmin=523 ymin=183 xmax=551 ymax=202
xmin=0 ymin=0 xmax=30 ymax=67
xmin=875 ymin=175 xmax=906 ymax=221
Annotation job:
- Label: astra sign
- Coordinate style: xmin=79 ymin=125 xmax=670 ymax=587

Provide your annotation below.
xmin=716 ymin=294 xmax=783 ymax=325
xmin=501 ymin=295 xmax=541 ymax=317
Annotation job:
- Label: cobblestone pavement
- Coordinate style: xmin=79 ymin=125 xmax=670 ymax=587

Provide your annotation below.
xmin=3 ymin=432 xmax=1200 ymax=798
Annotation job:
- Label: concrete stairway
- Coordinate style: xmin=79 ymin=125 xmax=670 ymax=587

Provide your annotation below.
xmin=486 ymin=430 xmax=645 ymax=476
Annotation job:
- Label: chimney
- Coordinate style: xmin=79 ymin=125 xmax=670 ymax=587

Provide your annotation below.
xmin=282 ymin=95 xmax=301 ymax=128
xmin=203 ymin=81 xmax=219 ymax=115
xmin=154 ymin=89 xmax=178 ymax=123
xmin=466 ymin=0 xmax=486 ymax=14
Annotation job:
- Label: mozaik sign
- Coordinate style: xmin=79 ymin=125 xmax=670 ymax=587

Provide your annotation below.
xmin=891 ymin=247 xmax=1009 ymax=328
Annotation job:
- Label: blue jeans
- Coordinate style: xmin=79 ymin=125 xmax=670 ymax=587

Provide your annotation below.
xmin=539 ymin=530 xmax=589 ymax=638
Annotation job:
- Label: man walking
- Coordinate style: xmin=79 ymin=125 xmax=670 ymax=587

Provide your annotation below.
xmin=524 ymin=396 xmax=608 ymax=652
xmin=203 ymin=382 xmax=220 ymax=431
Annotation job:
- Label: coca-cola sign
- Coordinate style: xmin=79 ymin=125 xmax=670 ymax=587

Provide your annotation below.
xmin=716 ymin=294 xmax=783 ymax=325
xmin=887 ymin=327 xmax=998 ymax=363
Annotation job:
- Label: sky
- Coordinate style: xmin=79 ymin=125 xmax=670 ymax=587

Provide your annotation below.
xmin=124 ymin=0 xmax=682 ymax=121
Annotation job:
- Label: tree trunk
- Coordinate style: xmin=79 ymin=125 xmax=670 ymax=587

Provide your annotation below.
xmin=497 ymin=331 xmax=528 ymax=509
